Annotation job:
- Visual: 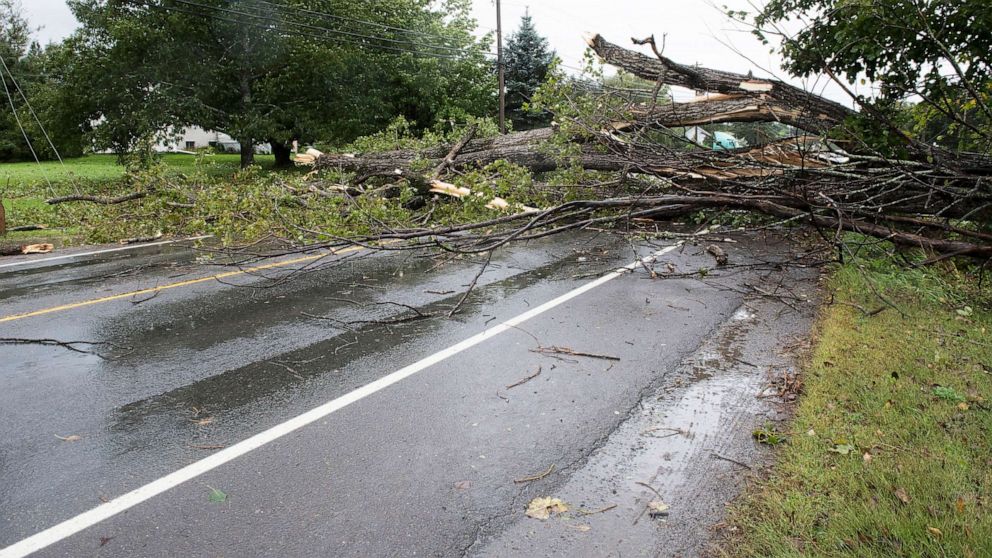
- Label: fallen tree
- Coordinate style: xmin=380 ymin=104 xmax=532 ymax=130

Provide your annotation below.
xmin=295 ymin=34 xmax=991 ymax=261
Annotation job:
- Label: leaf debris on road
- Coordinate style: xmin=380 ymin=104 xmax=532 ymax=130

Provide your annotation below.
xmin=525 ymin=497 xmax=569 ymax=520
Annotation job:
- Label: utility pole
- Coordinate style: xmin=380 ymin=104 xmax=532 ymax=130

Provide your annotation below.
xmin=496 ymin=0 xmax=506 ymax=134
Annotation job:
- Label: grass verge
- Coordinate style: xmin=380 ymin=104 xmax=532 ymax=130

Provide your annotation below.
xmin=723 ymin=253 xmax=992 ymax=557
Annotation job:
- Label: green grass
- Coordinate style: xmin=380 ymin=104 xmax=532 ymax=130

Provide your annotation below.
xmin=724 ymin=256 xmax=992 ymax=557
xmin=0 ymin=153 xmax=278 ymax=197
xmin=0 ymin=153 xmax=285 ymax=243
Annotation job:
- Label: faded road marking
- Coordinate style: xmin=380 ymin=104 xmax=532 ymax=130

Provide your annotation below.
xmin=0 ymin=246 xmax=363 ymax=324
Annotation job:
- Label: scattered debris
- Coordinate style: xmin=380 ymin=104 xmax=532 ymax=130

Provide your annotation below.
xmin=577 ymin=504 xmax=618 ymax=516
xmin=7 ymin=224 xmax=48 ymax=232
xmin=505 ymin=366 xmax=542 ymax=390
xmin=648 ymin=500 xmax=670 ymax=517
xmin=525 ymin=497 xmax=569 ymax=520
xmin=0 ymin=337 xmax=125 ymax=359
xmin=640 ymin=426 xmax=689 ymax=439
xmin=120 ymin=231 xmax=164 ymax=245
xmin=130 ymin=290 xmax=161 ymax=305
xmin=19 ymin=243 xmax=54 ymax=255
xmin=894 ymin=487 xmax=911 ymax=505
xmin=55 ymin=434 xmax=82 ymax=442
xmin=207 ymin=486 xmax=228 ymax=503
xmin=530 ymin=346 xmax=620 ymax=361
xmin=0 ymin=243 xmax=54 ymax=256
xmin=47 ymin=191 xmax=147 ymax=205
xmin=706 ymin=244 xmax=728 ymax=266
xmin=454 ymin=480 xmax=472 ymax=490
xmin=514 ymin=463 xmax=555 ymax=484
xmin=711 ymin=452 xmax=752 ymax=470
xmin=752 ymin=423 xmax=788 ymax=445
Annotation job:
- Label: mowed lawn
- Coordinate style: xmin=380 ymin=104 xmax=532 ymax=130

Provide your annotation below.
xmin=1 ymin=153 xmax=279 ymax=242
xmin=0 ymin=153 xmax=278 ymax=196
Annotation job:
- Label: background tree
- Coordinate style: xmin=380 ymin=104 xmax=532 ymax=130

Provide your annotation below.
xmin=504 ymin=13 xmax=554 ymax=129
xmin=747 ymin=0 xmax=992 ymax=154
xmin=62 ymin=0 xmax=494 ymax=168
xmin=0 ymin=0 xmax=83 ymax=162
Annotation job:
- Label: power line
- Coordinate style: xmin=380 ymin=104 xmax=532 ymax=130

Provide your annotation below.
xmin=166 ymin=0 xmax=493 ymax=59
xmin=148 ymin=1 xmax=470 ymax=60
xmin=0 ymin=66 xmax=56 ymax=197
xmin=150 ymin=2 xmax=474 ymax=60
xmin=251 ymin=0 xmax=466 ymax=46
xmin=0 ymin=54 xmax=66 ymax=169
xmin=0 ymin=55 xmax=85 ymax=195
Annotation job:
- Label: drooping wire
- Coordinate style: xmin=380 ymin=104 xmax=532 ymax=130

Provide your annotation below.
xmin=0 ymin=53 xmax=80 ymax=195
xmin=0 ymin=62 xmax=57 ymax=198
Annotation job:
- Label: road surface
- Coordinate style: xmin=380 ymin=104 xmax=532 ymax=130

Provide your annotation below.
xmin=0 ymin=231 xmax=818 ymax=557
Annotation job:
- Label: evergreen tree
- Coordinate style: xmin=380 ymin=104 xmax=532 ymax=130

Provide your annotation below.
xmin=504 ymin=13 xmax=554 ymax=129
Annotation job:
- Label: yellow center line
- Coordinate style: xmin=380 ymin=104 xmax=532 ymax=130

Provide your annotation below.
xmin=0 ymin=245 xmax=365 ymax=324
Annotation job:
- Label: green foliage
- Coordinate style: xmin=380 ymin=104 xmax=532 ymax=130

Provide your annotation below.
xmin=504 ymin=14 xmax=555 ymax=129
xmin=723 ymin=251 xmax=992 ymax=557
xmin=753 ymin=423 xmax=788 ymax=446
xmin=62 ymin=0 xmax=495 ymax=167
xmin=207 ymin=487 xmax=227 ymax=503
xmin=0 ymin=1 xmax=85 ymax=162
xmin=932 ymin=386 xmax=966 ymax=403
xmin=346 ymin=114 xmax=500 ymax=153
xmin=751 ymin=0 xmax=992 ymax=152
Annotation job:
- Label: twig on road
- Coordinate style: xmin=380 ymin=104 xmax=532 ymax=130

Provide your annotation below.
xmin=513 ymin=463 xmax=555 ymax=484
xmin=506 ymin=366 xmax=542 ymax=390
xmin=530 ymin=346 xmax=620 ymax=361
xmin=578 ymin=503 xmax=618 ymax=516
xmin=0 ymin=337 xmax=127 ymax=359
xmin=447 ymin=250 xmax=493 ymax=318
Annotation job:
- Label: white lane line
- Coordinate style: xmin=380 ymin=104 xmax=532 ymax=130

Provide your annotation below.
xmin=0 ymin=236 xmax=213 ymax=270
xmin=0 ymin=241 xmax=683 ymax=558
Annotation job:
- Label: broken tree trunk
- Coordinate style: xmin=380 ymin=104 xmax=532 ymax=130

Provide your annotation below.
xmin=585 ymin=33 xmax=853 ymax=129
xmin=292 ymin=33 xmax=992 ymax=259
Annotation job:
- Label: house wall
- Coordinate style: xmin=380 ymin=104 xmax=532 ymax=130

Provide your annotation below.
xmin=153 ymin=126 xmax=273 ymax=154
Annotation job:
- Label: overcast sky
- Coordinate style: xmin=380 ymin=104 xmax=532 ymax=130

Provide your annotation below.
xmin=22 ymin=0 xmax=856 ymax=106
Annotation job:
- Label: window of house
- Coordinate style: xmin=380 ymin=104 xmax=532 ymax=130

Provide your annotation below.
xmin=185 ymin=141 xmax=196 ymax=149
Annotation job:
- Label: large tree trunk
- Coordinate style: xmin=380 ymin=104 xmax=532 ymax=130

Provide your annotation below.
xmin=584 ymin=34 xmax=854 ymax=127
xmin=293 ymin=33 xmax=992 ymax=259
xmin=240 ymin=140 xmax=255 ymax=168
xmin=271 ymin=141 xmax=293 ymax=168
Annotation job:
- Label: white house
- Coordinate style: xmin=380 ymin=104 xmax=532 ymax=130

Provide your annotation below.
xmin=153 ymin=126 xmax=272 ymax=154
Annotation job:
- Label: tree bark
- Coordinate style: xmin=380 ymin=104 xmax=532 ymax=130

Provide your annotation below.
xmin=626 ymin=94 xmax=836 ymax=133
xmin=585 ymin=34 xmax=853 ymax=128
xmin=240 ymin=140 xmax=255 ymax=168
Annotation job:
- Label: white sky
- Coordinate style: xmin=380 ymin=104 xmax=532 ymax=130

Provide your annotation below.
xmin=22 ymin=0 xmax=857 ymax=106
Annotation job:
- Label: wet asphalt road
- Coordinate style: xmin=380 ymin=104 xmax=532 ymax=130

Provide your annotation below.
xmin=0 ymin=232 xmax=808 ymax=557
